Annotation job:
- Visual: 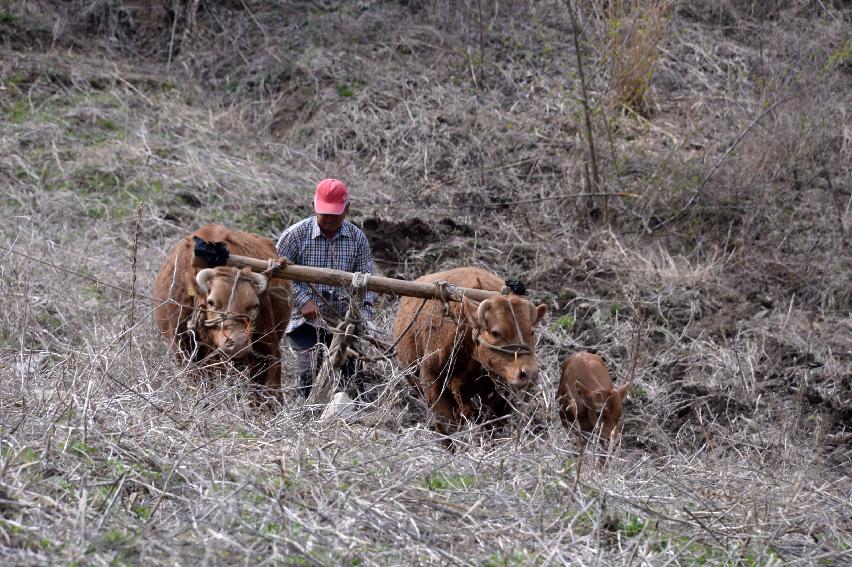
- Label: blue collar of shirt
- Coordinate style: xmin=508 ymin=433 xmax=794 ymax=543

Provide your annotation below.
xmin=311 ymin=217 xmax=352 ymax=241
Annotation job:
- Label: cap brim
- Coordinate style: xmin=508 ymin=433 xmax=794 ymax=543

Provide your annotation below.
xmin=314 ymin=200 xmax=346 ymax=215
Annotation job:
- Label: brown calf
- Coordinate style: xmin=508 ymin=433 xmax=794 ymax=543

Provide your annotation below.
xmin=557 ymin=352 xmax=628 ymax=443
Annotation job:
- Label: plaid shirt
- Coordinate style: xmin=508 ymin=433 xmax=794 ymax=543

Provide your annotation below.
xmin=276 ymin=216 xmax=375 ymax=334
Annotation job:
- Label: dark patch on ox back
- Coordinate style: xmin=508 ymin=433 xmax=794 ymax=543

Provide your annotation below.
xmin=193 ymin=236 xmax=230 ymax=268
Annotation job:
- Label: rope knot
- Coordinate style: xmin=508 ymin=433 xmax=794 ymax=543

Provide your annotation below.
xmin=263 ymin=256 xmax=290 ymax=276
xmin=351 ymin=271 xmax=370 ymax=289
xmin=434 ymin=280 xmax=457 ymax=318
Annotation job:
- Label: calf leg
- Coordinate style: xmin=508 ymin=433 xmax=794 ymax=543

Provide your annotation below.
xmin=558 ymin=399 xmax=577 ymax=430
xmin=559 ymin=397 xmax=591 ymax=448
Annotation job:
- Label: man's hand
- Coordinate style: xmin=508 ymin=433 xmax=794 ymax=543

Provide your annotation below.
xmin=300 ymin=300 xmax=319 ymax=320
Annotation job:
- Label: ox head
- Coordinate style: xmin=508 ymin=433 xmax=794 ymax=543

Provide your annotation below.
xmin=462 ymin=294 xmax=547 ymax=388
xmin=575 ymin=382 xmax=629 ymax=442
xmin=195 ymin=267 xmax=268 ymax=359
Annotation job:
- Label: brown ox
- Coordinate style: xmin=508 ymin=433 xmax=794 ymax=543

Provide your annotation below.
xmin=152 ymin=224 xmax=291 ymax=391
xmin=393 ymin=267 xmax=547 ymax=437
xmin=557 ymin=352 xmax=628 ymax=444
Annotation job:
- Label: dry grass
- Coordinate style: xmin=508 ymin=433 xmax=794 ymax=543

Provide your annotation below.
xmin=2 ymin=1 xmax=851 ymax=565
xmin=599 ymin=0 xmax=675 ymax=115
xmin=0 ymin=291 xmax=849 ymax=565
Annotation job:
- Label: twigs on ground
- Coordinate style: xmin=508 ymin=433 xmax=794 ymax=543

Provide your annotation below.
xmin=651 ymin=95 xmax=793 ymax=231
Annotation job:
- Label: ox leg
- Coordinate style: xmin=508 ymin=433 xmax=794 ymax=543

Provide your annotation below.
xmin=253 ymin=331 xmax=283 ymax=392
xmin=421 ymin=368 xmax=459 ymax=438
xmin=252 ymin=343 xmax=282 ymax=401
xmin=483 ymin=388 xmax=513 ymax=433
xmin=448 ymin=375 xmax=475 ymax=423
xmin=264 ymin=354 xmax=282 ymax=392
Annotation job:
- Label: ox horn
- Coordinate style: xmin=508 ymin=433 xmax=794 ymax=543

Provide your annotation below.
xmin=476 ymin=298 xmax=491 ymax=329
xmin=243 ymin=271 xmax=268 ymax=295
xmin=195 ymin=268 xmax=217 ymax=294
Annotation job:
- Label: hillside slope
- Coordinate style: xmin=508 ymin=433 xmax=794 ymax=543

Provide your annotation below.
xmin=1 ymin=1 xmax=850 ymax=565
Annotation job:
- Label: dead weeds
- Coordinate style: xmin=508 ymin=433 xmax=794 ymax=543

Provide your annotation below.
xmin=1 ymin=1 xmax=850 ymax=565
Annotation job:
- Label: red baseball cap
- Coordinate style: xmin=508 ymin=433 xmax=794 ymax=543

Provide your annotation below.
xmin=313 ymin=178 xmax=349 ymax=215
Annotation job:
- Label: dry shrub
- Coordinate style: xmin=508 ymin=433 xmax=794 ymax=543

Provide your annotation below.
xmin=682 ymin=0 xmax=849 ymax=24
xmin=601 ymin=0 xmax=673 ymax=114
xmin=48 ymin=0 xmax=201 ymax=58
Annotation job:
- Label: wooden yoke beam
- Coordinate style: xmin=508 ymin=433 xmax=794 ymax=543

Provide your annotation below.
xmin=226 ymin=254 xmax=498 ymax=302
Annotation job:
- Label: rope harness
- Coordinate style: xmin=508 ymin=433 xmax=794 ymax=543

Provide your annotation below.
xmin=201 ymin=313 xmax=254 ymax=330
xmin=472 ymin=288 xmax=533 ymax=360
xmin=188 ymin=269 xmax=259 ymax=344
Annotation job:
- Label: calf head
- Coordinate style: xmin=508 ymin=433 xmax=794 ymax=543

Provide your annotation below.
xmin=574 ymin=382 xmax=629 ymax=442
xmin=195 ymin=267 xmax=267 ymax=359
xmin=463 ymin=294 xmax=547 ymax=388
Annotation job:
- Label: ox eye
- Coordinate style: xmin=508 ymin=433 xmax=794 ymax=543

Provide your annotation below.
xmin=490 ymin=329 xmax=502 ymax=339
xmin=206 ymin=300 xmax=215 ymax=307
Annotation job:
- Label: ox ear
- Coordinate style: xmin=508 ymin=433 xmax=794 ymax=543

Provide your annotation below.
xmin=530 ymin=302 xmax=548 ymax=325
xmin=615 ymin=383 xmax=630 ymax=402
xmin=195 ymin=269 xmax=217 ymax=294
xmin=244 ymin=270 xmax=268 ymax=295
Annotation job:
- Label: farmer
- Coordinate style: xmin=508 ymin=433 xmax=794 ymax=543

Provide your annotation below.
xmin=276 ymin=178 xmax=375 ymax=399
